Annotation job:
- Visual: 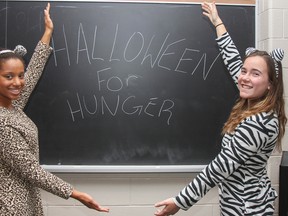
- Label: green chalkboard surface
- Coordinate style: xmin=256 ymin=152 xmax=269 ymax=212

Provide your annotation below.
xmin=0 ymin=1 xmax=255 ymax=167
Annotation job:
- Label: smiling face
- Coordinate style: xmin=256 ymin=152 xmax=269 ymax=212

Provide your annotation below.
xmin=238 ymin=55 xmax=271 ymax=101
xmin=0 ymin=58 xmax=25 ymax=108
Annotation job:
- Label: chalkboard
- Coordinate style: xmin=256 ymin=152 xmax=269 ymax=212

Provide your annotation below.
xmin=0 ymin=1 xmax=255 ymax=170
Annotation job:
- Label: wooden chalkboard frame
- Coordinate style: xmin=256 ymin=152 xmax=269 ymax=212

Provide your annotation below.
xmin=6 ymin=0 xmax=256 ymax=4
xmin=0 ymin=0 xmax=255 ymax=172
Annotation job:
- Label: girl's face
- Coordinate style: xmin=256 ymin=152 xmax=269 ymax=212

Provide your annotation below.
xmin=0 ymin=58 xmax=25 ymax=108
xmin=238 ymin=56 xmax=271 ymax=101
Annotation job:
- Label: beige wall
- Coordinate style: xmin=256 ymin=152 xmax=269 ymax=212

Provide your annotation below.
xmin=42 ymin=0 xmax=288 ymax=215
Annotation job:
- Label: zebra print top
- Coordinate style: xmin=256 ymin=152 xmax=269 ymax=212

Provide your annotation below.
xmin=173 ymin=32 xmax=279 ymax=215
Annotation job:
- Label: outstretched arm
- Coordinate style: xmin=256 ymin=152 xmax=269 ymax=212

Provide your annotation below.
xmin=202 ymin=1 xmax=242 ymax=85
xmin=154 ymin=116 xmax=273 ymax=214
xmin=201 ymin=1 xmax=227 ymax=37
xmin=13 ymin=3 xmax=53 ymax=109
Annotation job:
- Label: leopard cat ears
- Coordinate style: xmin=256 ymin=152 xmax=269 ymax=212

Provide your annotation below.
xmin=0 ymin=45 xmax=27 ymax=57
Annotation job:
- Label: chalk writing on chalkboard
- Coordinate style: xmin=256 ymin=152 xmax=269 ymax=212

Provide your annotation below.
xmin=51 ymin=23 xmax=222 ymax=125
xmin=0 ymin=1 xmax=255 ymax=168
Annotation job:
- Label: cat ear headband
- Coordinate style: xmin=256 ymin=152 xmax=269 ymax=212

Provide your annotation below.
xmin=0 ymin=45 xmax=27 ymax=57
xmin=245 ymin=47 xmax=284 ymax=78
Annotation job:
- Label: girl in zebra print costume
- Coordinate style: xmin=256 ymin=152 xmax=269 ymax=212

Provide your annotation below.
xmin=155 ymin=1 xmax=286 ymax=216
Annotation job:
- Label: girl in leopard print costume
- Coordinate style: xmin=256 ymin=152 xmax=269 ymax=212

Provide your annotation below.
xmin=0 ymin=3 xmax=109 ymax=215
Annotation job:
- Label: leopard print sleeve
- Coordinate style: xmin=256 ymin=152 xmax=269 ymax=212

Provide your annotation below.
xmin=12 ymin=41 xmax=52 ymax=110
xmin=0 ymin=112 xmax=73 ymax=199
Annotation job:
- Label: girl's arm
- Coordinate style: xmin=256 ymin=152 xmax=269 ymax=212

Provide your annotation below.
xmin=202 ymin=1 xmax=242 ymax=86
xmin=13 ymin=3 xmax=53 ymax=109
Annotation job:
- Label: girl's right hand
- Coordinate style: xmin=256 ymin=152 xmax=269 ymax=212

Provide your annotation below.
xmin=201 ymin=1 xmax=222 ymax=27
xmin=71 ymin=189 xmax=110 ymax=212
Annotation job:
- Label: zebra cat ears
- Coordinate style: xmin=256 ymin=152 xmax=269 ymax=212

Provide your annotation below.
xmin=0 ymin=45 xmax=27 ymax=57
xmin=245 ymin=47 xmax=284 ymax=78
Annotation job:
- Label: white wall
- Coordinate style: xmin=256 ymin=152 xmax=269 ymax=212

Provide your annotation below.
xmin=259 ymin=0 xmax=288 ymax=215
xmin=42 ymin=0 xmax=288 ymax=215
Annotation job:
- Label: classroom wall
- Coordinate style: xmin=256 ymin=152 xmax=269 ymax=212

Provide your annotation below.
xmin=41 ymin=0 xmax=288 ymax=215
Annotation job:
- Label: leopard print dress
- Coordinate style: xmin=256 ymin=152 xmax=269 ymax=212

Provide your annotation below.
xmin=0 ymin=41 xmax=73 ymax=216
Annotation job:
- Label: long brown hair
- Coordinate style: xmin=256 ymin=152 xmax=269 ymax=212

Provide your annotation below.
xmin=222 ymin=50 xmax=287 ymax=150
